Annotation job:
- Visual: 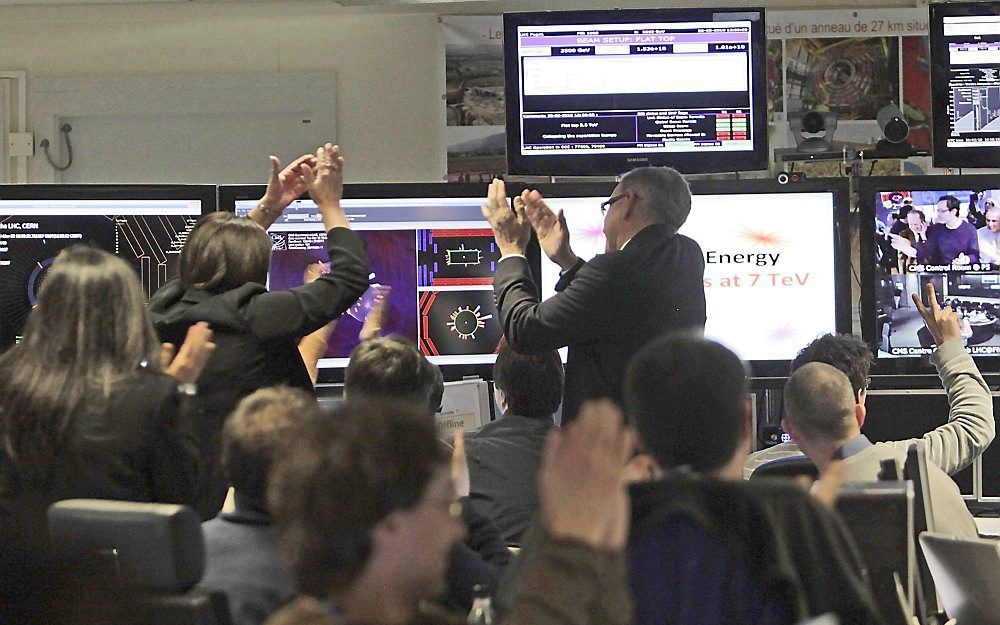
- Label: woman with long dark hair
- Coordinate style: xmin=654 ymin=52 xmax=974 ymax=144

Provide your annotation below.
xmin=0 ymin=245 xmax=214 ymax=505
xmin=149 ymin=144 xmax=370 ymax=517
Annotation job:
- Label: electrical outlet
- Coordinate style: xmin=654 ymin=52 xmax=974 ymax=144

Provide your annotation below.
xmin=7 ymin=132 xmax=34 ymax=157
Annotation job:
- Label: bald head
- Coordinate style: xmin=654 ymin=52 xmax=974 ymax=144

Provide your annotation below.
xmin=783 ymin=362 xmax=859 ymax=444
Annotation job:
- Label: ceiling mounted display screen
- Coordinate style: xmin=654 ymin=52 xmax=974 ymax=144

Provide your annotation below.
xmin=503 ymin=7 xmax=768 ymax=176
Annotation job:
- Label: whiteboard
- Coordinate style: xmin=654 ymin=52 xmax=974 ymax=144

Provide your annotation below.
xmin=29 ymin=72 xmax=336 ymax=185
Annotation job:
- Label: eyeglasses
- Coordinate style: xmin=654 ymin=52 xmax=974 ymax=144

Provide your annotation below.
xmin=600 ymin=192 xmax=628 ymax=217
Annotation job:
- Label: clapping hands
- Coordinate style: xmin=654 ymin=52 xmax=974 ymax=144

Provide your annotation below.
xmin=539 ymin=400 xmax=634 ymax=550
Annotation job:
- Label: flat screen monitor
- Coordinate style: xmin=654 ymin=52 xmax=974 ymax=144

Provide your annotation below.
xmin=503 ymin=7 xmax=768 ymax=176
xmin=522 ymin=179 xmax=851 ymax=373
xmin=860 ymin=175 xmax=1000 ymax=370
xmin=222 ymin=184 xmax=539 ymax=374
xmin=930 ymin=2 xmax=1000 ymax=168
xmin=0 ymin=185 xmax=216 ymax=351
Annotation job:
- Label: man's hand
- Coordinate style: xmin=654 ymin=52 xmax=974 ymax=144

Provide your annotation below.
xmin=451 ymin=430 xmax=471 ymax=498
xmin=481 ymin=178 xmax=530 ymax=257
xmin=520 ymin=189 xmax=579 ymax=271
xmin=301 ymin=144 xmax=349 ymax=230
xmin=162 ymin=322 xmax=216 ymax=385
xmin=912 ymin=282 xmax=962 ymax=345
xmin=539 ymin=399 xmax=634 ymax=550
xmin=954 ymin=252 xmax=972 ymax=266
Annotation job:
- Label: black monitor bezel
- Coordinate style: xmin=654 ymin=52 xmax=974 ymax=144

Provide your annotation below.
xmin=219 ymin=183 xmax=541 ymax=383
xmin=929 ymin=1 xmax=1000 ymax=169
xmin=507 ymin=177 xmax=853 ymax=377
xmin=0 ymin=184 xmax=218 ymax=211
xmin=0 ymin=183 xmax=217 ymax=352
xmin=858 ymin=174 xmax=1000 ymax=374
xmin=502 ymin=7 xmax=769 ymax=177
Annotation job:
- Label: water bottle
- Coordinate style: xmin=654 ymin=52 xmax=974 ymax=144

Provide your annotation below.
xmin=467 ymin=585 xmax=494 ymax=625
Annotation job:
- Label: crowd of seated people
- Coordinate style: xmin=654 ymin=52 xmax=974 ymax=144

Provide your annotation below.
xmin=0 ymin=146 xmax=995 ymax=625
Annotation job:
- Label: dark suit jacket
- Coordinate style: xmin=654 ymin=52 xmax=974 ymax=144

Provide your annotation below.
xmin=465 ymin=413 xmax=554 ymax=544
xmin=0 ymin=369 xmax=199 ymax=506
xmin=200 ymin=496 xmax=296 ymax=625
xmin=494 ymin=223 xmax=706 ymax=422
xmin=149 ymin=227 xmax=370 ymax=518
xmin=0 ymin=369 xmax=200 ymax=624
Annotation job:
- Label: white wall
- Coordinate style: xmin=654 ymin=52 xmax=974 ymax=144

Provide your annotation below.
xmin=0 ymin=2 xmax=444 ymax=183
xmin=0 ymin=0 xmax=924 ymax=184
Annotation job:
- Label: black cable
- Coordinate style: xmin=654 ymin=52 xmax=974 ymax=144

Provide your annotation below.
xmin=40 ymin=123 xmax=73 ymax=171
xmin=868 ymin=160 xmax=877 ymax=176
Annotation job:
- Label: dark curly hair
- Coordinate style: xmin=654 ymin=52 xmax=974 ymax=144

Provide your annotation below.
xmin=790 ymin=334 xmax=874 ymax=400
xmin=268 ymin=400 xmax=448 ymax=598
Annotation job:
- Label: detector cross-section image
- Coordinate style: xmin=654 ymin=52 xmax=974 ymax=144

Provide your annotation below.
xmin=418 ymin=228 xmax=499 ymax=286
xmin=419 ymin=289 xmax=501 ymax=357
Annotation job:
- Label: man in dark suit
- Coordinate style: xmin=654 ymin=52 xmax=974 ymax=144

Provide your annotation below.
xmin=481 ymin=168 xmax=706 ymax=423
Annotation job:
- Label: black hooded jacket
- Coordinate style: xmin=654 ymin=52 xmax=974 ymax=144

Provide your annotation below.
xmin=149 ymin=227 xmax=369 ymax=518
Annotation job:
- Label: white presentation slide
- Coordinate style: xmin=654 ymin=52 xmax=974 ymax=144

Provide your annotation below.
xmin=522 ymin=53 xmax=749 ymax=97
xmin=540 ymin=192 xmax=838 ymax=362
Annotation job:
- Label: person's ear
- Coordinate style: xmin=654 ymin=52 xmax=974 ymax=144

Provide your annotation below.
xmin=494 ymin=388 xmax=507 ymax=412
xmin=622 ymin=190 xmax=638 ymax=220
xmin=855 ymin=403 xmax=866 ymax=429
xmin=781 ymin=417 xmax=797 ymax=442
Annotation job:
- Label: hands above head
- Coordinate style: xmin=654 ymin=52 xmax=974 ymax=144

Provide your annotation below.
xmin=538 ymin=399 xmax=634 ymax=551
xmin=251 ymin=154 xmax=318 ymax=227
xmin=481 ymin=178 xmax=530 ymax=257
xmin=518 ymin=189 xmax=579 ymax=272
xmin=300 ymin=143 xmax=349 ymax=231
xmin=162 ymin=321 xmax=216 ymax=386
xmin=912 ymin=282 xmax=962 ymax=346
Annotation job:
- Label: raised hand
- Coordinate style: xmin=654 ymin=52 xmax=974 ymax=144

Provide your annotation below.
xmin=300 ymin=143 xmax=349 ymax=230
xmin=262 ymin=154 xmax=316 ymax=210
xmin=162 ymin=321 xmax=216 ymax=385
xmin=912 ymin=282 xmax=961 ymax=346
xmin=538 ymin=399 xmax=634 ymax=550
xmin=451 ymin=430 xmax=471 ymax=498
xmin=520 ymin=189 xmax=578 ymax=271
xmin=481 ymin=178 xmax=530 ymax=257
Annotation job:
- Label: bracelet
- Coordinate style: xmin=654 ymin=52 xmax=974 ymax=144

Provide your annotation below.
xmin=177 ymin=383 xmax=197 ymax=396
xmin=256 ymin=201 xmax=275 ymax=216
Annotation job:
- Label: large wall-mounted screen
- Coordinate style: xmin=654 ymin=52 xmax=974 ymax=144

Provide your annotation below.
xmin=225 ymin=184 xmax=540 ymax=371
xmin=528 ymin=179 xmax=850 ymax=371
xmin=503 ymin=7 xmax=768 ymax=176
xmin=861 ymin=175 xmax=1000 ymax=366
xmin=0 ymin=185 xmax=215 ymax=351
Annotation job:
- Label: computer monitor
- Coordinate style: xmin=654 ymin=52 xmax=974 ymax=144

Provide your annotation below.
xmin=930 ymin=2 xmax=1000 ymax=168
xmin=859 ymin=175 xmax=1000 ymax=371
xmin=0 ymin=185 xmax=216 ymax=351
xmin=220 ymin=184 xmax=540 ymax=376
xmin=521 ymin=178 xmax=851 ymax=374
xmin=503 ymin=7 xmax=768 ymax=176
